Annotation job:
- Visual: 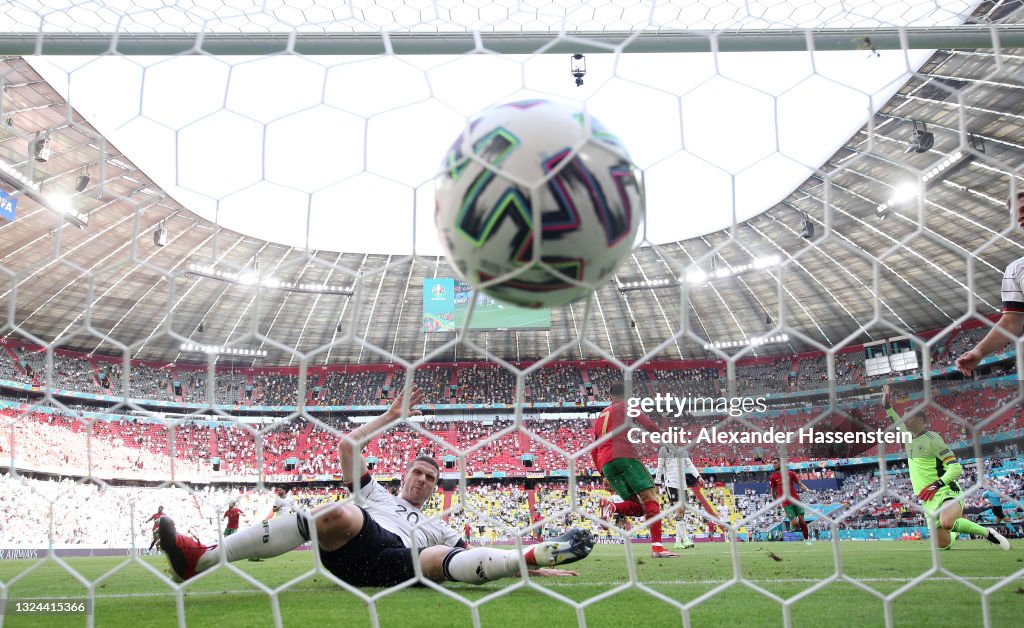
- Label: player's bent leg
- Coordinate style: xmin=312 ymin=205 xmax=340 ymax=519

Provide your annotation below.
xmin=313 ymin=502 xmax=365 ymax=552
xmin=934 ymin=498 xmax=1010 ymax=549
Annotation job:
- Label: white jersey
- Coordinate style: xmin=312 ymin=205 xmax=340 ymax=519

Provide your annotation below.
xmin=1001 ymin=256 xmax=1024 ymax=311
xmin=356 ymin=478 xmax=460 ymax=550
xmin=655 ymin=446 xmax=700 ymax=489
xmin=274 ymin=495 xmax=295 ymax=514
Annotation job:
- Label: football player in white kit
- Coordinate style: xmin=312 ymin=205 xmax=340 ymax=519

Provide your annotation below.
xmin=655 ymin=445 xmax=706 ymax=549
xmin=272 ymin=487 xmax=296 ymax=516
xmin=160 ymin=386 xmax=593 ymax=586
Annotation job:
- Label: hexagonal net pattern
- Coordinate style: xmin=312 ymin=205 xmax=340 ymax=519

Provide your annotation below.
xmin=0 ymin=2 xmax=1023 ymax=628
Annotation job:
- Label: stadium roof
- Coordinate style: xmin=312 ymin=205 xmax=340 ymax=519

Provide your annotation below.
xmin=0 ymin=4 xmax=1023 ymax=366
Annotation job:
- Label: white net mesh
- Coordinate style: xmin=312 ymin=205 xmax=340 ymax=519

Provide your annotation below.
xmin=0 ymin=1 xmax=1023 ymax=627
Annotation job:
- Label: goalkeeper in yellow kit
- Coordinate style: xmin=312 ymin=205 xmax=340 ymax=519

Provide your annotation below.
xmin=881 ymin=385 xmax=1010 ymax=550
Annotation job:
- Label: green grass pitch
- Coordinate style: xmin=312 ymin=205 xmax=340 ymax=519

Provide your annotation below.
xmin=2 ymin=541 xmax=1022 ymax=627
xmin=455 ymin=301 xmax=551 ymax=329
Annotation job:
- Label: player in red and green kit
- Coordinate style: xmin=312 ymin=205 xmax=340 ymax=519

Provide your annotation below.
xmin=769 ymin=457 xmax=813 ymax=544
xmin=882 ymin=385 xmax=1009 ymax=551
xmin=146 ymin=505 xmax=165 ymax=553
xmin=224 ymin=502 xmax=243 ymax=537
xmin=593 ymin=382 xmax=677 ymax=558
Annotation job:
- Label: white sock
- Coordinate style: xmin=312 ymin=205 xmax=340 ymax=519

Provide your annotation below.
xmin=675 ymin=520 xmax=683 ymax=543
xmin=441 ymin=547 xmax=523 ymax=584
xmin=197 ymin=514 xmax=310 ymax=571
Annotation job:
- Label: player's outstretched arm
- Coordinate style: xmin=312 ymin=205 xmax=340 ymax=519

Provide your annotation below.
xmin=955 ymin=312 xmax=1024 ymax=375
xmin=881 ymin=385 xmax=906 ymax=431
xmin=339 ymin=385 xmax=424 ymax=482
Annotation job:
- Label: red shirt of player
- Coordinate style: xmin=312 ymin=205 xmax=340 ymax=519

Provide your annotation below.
xmin=769 ymin=470 xmax=802 ymax=507
xmin=147 ymin=512 xmax=163 ymax=530
xmin=591 ymin=400 xmax=662 ymax=471
xmin=463 ymin=523 xmax=471 ymax=539
xmin=224 ymin=507 xmax=243 ymax=529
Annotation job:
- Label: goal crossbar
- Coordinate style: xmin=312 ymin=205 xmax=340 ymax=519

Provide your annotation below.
xmin=1 ymin=26 xmax=1022 ymax=56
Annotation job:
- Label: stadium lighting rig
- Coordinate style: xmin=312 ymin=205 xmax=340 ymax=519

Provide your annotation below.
xmin=684 ymin=255 xmax=782 ymax=287
xmin=876 ymin=150 xmax=977 ymax=215
xmin=704 ymin=334 xmax=789 ymax=350
xmin=618 ymin=256 xmax=781 ymax=292
xmin=0 ymin=158 xmax=89 ymax=228
xmin=186 ymin=263 xmax=354 ymax=295
xmin=180 ymin=342 xmax=268 ymax=357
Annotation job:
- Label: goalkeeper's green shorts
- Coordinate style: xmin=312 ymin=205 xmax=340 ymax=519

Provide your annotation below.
xmin=922 ymin=485 xmax=964 ymax=515
xmin=784 ymin=504 xmax=805 ymax=519
xmin=602 ymin=458 xmax=654 ymax=499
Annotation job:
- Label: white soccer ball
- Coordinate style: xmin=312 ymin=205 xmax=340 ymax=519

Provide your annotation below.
xmin=434 ymin=99 xmax=643 ymax=308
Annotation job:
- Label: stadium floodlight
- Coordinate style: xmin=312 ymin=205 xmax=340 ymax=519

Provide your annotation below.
xmin=153 ymin=222 xmax=167 ymax=247
xmin=32 ymin=130 xmax=52 ymax=162
xmin=753 ymin=255 xmax=781 ymax=269
xmin=800 ymin=216 xmax=814 ymax=239
xmin=0 ymin=158 xmax=88 ymax=227
xmin=891 ymin=182 xmax=918 ymax=204
xmin=704 ymin=333 xmax=789 ymax=350
xmin=45 ymin=193 xmax=89 ymax=228
xmin=186 ymin=262 xmax=353 ymax=295
xmin=922 ymin=150 xmax=976 ymax=186
xmin=180 ymin=342 xmax=268 ymax=357
xmin=906 ymin=120 xmax=934 ymax=153
xmin=237 ymin=269 xmax=259 ymax=285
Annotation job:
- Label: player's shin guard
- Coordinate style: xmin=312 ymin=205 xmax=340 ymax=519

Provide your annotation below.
xmin=949 ymin=518 xmax=988 ymax=538
xmin=644 ymin=501 xmax=663 ymax=544
xmin=197 ymin=512 xmax=311 ymax=571
xmin=442 ymin=547 xmax=518 ymax=584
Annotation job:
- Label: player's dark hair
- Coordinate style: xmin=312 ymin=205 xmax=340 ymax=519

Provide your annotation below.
xmin=609 ymin=382 xmax=625 ymax=398
xmin=409 ymin=455 xmax=440 ymax=474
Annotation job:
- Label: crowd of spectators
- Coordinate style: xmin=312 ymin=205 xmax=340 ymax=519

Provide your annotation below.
xmin=5 ymin=378 xmax=1020 ymax=482
xmin=525 ymin=365 xmax=584 ymax=403
xmin=1 ymin=339 xmax=1021 ymax=410
xmin=389 ymin=368 xmax=452 ymax=404
xmin=733 ymin=359 xmax=791 ymax=396
xmin=456 ymin=366 xmax=517 ymax=404
xmin=650 ymin=368 xmax=721 ymax=398
xmin=317 ymin=370 xmax=386 ymax=405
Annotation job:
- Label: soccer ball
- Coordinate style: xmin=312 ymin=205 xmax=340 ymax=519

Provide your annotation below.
xmin=434 ymin=99 xmax=643 ymax=308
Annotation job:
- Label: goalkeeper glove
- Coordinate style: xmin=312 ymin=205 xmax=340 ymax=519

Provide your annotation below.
xmin=917 ymin=480 xmax=944 ymax=502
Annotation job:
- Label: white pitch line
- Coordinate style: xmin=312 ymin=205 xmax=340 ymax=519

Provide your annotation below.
xmin=13 ymin=575 xmax=1020 ymax=601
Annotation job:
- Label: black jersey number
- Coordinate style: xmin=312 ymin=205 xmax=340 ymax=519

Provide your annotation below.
xmin=395 ymin=503 xmax=420 ymax=524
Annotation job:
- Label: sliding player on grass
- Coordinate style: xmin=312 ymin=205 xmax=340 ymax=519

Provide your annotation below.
xmin=159 ymin=386 xmax=594 ymax=586
xmin=882 ymin=385 xmax=1010 ymax=551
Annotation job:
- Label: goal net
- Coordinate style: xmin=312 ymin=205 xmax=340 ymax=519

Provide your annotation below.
xmin=0 ymin=1 xmax=1023 ymax=627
